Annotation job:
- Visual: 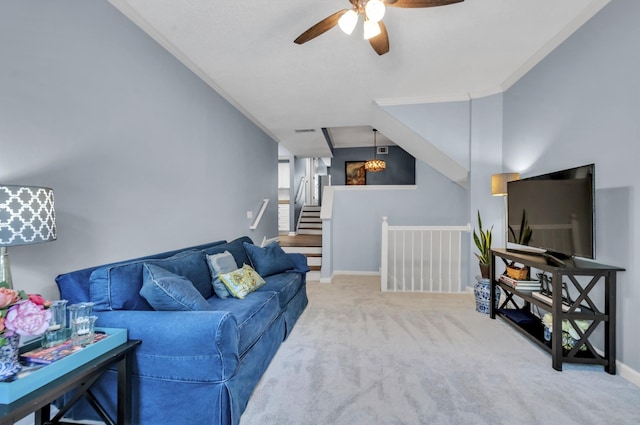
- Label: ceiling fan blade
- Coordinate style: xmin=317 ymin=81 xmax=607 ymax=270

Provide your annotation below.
xmin=294 ymin=10 xmax=349 ymax=45
xmin=386 ymin=0 xmax=464 ymax=8
xmin=369 ymin=21 xmax=389 ymax=55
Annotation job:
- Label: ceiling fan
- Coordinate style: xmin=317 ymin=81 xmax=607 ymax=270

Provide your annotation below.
xmin=294 ymin=0 xmax=465 ymax=56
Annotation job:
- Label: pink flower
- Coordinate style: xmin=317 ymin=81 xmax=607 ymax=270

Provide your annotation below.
xmin=4 ymin=300 xmax=52 ymax=337
xmin=28 ymin=294 xmax=51 ymax=308
xmin=0 ymin=288 xmax=20 ymax=309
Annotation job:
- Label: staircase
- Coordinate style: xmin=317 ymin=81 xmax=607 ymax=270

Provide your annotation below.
xmin=279 ymin=205 xmax=322 ymax=281
xmin=297 ymin=205 xmax=322 ymax=235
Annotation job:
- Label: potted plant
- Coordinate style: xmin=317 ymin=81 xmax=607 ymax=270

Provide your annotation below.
xmin=472 ymin=211 xmax=500 ymax=314
xmin=473 ymin=210 xmax=492 ymax=279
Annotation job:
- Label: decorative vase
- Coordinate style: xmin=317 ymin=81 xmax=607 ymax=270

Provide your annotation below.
xmin=474 ymin=277 xmax=500 ymax=314
xmin=0 ymin=334 xmax=22 ymax=382
xmin=479 ymin=263 xmax=490 ymax=279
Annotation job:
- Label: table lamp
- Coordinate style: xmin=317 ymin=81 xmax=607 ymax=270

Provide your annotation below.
xmin=0 ymin=185 xmax=56 ymax=289
xmin=491 ymin=173 xmax=520 ymax=248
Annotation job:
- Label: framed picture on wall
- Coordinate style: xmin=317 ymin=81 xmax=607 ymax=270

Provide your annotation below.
xmin=345 ymin=161 xmax=366 ymax=185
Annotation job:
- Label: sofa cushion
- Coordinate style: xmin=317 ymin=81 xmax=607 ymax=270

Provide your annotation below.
xmin=202 ymin=236 xmax=252 ymax=269
xmin=207 ymin=290 xmax=281 ymax=356
xmin=140 ymin=264 xmax=213 ymax=311
xmin=219 ymin=265 xmax=266 ymax=300
xmin=255 ymin=272 xmax=304 ymax=309
xmin=243 ymin=242 xmax=295 ymax=277
xmin=89 ymin=250 xmax=212 ymax=311
xmin=206 ymin=251 xmax=237 ymax=299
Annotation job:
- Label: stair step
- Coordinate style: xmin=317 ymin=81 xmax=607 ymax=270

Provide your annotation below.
xmin=307 ymin=257 xmax=322 ymax=267
xmin=281 ymin=246 xmax=322 ymax=255
xmin=306 ymin=270 xmax=320 ymax=281
xmin=299 ymin=223 xmax=322 ymax=229
xmin=298 ymin=229 xmax=322 ymax=235
xmin=303 ymin=206 xmax=321 ymax=212
xmin=300 ymin=217 xmax=321 ymax=223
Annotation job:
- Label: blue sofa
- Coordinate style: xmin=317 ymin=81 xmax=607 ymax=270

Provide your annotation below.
xmin=55 ymin=236 xmax=309 ymax=425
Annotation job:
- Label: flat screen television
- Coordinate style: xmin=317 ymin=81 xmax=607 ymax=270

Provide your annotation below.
xmin=507 ymin=164 xmax=595 ymax=263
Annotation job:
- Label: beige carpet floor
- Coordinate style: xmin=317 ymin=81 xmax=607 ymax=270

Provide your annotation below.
xmin=240 ymin=275 xmax=640 ymax=425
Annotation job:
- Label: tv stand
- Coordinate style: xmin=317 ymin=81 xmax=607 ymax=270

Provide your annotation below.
xmin=541 ymin=251 xmax=567 ymax=267
xmin=505 ymin=247 xmax=568 ymax=266
xmin=490 ymin=248 xmax=624 ymax=374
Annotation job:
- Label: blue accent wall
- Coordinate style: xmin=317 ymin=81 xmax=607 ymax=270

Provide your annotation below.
xmin=330 ymin=146 xmax=416 ymax=185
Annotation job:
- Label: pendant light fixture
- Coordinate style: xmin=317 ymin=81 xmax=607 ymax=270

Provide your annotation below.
xmin=364 ymin=129 xmax=386 ymax=172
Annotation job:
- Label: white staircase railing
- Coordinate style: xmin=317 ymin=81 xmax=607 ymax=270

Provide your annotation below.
xmin=381 ymin=217 xmax=471 ymax=293
xmin=249 ymin=199 xmax=269 ymax=230
xmin=295 ymin=176 xmax=306 ymax=204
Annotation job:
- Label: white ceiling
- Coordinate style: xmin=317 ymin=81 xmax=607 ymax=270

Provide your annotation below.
xmin=108 ymin=0 xmax=609 ymax=158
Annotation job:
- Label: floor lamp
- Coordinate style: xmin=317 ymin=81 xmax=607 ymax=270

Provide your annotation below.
xmin=491 ymin=173 xmax=520 ymax=248
xmin=0 ymin=185 xmax=56 ymax=289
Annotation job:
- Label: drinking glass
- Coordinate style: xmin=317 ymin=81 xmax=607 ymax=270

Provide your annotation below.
xmin=42 ymin=300 xmax=69 ymax=348
xmin=71 ymin=315 xmax=98 ymax=346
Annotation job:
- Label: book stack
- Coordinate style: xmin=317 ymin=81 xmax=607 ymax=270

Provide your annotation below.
xmin=498 ymin=274 xmax=541 ymax=291
xmin=531 ymin=291 xmax=577 ymax=312
xmin=20 ymin=333 xmax=108 ymax=365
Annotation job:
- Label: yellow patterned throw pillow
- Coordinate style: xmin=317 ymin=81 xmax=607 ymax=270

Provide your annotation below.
xmin=218 ymin=264 xmax=266 ymax=299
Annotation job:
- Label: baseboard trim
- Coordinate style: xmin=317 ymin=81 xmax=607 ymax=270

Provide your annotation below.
xmin=619 ymin=361 xmax=640 ymax=387
xmin=318 ymin=271 xmax=380 ymax=283
xmin=333 ymin=271 xmax=380 ymax=277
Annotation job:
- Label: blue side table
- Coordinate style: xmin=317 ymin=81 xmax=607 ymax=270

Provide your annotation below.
xmin=0 ymin=329 xmax=140 ymax=425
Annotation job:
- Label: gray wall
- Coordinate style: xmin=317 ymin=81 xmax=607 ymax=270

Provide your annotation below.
xmin=0 ymin=1 xmax=277 ymax=300
xmin=330 ymin=160 xmax=468 ymax=274
xmin=383 ymin=101 xmax=471 ymax=169
xmin=330 ymin=146 xmax=416 ymax=185
xmin=503 ymin=0 xmax=640 ymax=372
xmin=326 ymin=95 xmax=506 ymax=287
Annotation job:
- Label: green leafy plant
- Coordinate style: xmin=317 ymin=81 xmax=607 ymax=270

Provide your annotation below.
xmin=473 ymin=211 xmax=493 ymax=266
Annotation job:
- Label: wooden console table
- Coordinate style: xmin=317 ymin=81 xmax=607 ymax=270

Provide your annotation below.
xmin=490 ymin=248 xmax=623 ymax=374
xmin=0 ymin=339 xmax=140 ymax=425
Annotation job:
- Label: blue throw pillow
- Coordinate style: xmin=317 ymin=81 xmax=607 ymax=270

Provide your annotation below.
xmin=206 ymin=251 xmax=238 ymax=299
xmin=89 ymin=249 xmax=212 ymax=311
xmin=243 ymin=241 xmax=295 ymax=277
xmin=140 ymin=264 xmax=213 ymax=311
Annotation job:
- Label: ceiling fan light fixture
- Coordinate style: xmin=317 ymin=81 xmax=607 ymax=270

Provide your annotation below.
xmin=338 ymin=9 xmax=359 ymax=35
xmin=365 ymin=0 xmax=386 ymax=23
xmin=363 ymin=18 xmax=381 ymax=40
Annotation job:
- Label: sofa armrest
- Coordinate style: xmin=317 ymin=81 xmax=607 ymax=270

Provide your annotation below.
xmin=286 ymin=253 xmax=310 ymax=273
xmin=96 ymin=310 xmax=239 ymax=382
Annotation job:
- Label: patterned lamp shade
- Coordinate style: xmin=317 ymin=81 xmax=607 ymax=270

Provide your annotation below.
xmin=0 ymin=185 xmax=56 ymax=246
xmin=0 ymin=185 xmax=56 ymax=289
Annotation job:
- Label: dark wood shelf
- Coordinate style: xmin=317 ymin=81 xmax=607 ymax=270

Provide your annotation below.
xmin=490 ymin=249 xmax=623 ymax=374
